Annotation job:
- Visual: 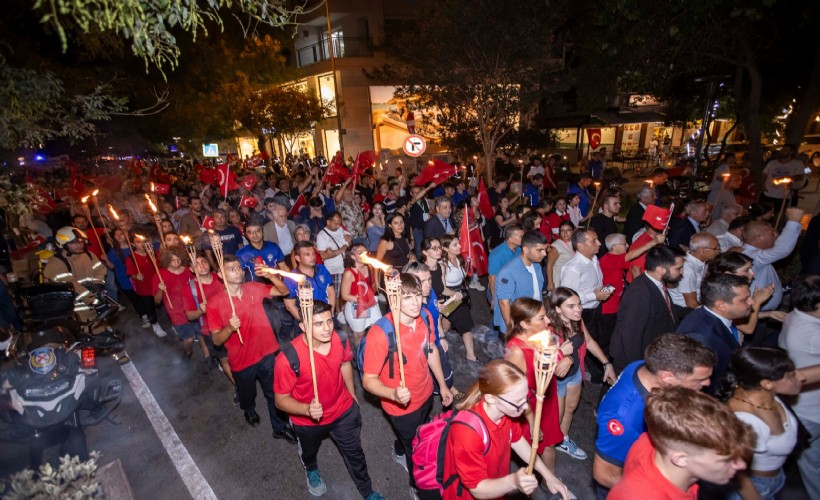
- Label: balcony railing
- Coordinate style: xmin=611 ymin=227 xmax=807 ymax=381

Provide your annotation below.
xmin=296 ymin=37 xmax=373 ymax=68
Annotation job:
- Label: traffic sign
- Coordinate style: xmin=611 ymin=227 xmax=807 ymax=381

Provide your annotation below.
xmin=403 ymin=134 xmax=426 ymax=157
xmin=202 ymin=144 xmax=219 ymax=157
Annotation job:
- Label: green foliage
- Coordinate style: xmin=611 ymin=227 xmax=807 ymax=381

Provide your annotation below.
xmin=1 ymin=452 xmax=104 ymax=499
xmin=0 ymin=66 xmax=127 ymax=149
xmin=32 ymin=0 xmax=312 ymax=74
xmin=237 ymin=85 xmax=327 ymax=153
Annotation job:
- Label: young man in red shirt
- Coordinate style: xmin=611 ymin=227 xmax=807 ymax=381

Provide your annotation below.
xmin=274 ymin=300 xmax=384 ymax=499
xmin=209 ymin=254 xmax=297 ymax=444
xmin=361 ymin=274 xmax=452 ymax=495
xmin=609 ymin=387 xmax=753 ymax=499
xmin=153 ymin=245 xmax=196 ymax=359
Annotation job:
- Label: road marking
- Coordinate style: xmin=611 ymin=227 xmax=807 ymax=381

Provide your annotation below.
xmin=120 ymin=357 xmax=218 ymax=500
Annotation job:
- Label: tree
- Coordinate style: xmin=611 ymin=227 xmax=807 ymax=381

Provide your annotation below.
xmin=370 ymin=0 xmax=569 ymax=182
xmin=236 ymin=86 xmax=327 ymax=157
xmin=573 ymin=0 xmax=819 ymax=183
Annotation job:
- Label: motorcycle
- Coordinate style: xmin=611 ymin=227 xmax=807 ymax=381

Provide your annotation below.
xmin=0 ymin=283 xmax=125 ymax=468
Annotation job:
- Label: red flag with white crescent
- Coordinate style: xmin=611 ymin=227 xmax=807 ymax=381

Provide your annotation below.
xmin=289 ymin=193 xmax=308 ymax=217
xmin=239 ymin=196 xmax=259 ymax=208
xmin=201 ymin=216 xmax=216 ymax=230
xmin=586 ymin=128 xmax=602 ymax=150
xmin=414 ymin=159 xmax=456 ymax=186
xmin=240 ymin=174 xmax=258 ymax=191
xmin=477 ymin=178 xmax=494 ymax=220
xmin=217 ymin=163 xmax=240 ymax=195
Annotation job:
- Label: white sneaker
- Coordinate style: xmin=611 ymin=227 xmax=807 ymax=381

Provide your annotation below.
xmin=468 ymin=281 xmax=485 ymax=291
xmin=152 ymin=323 xmax=168 ymax=338
xmin=141 ymin=315 xmax=150 ymax=328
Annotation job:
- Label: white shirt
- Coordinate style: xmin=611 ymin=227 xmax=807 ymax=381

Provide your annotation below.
xmin=527 ymin=165 xmax=545 ymax=178
xmin=525 ymin=264 xmax=540 ymax=300
xmin=779 ymin=310 xmax=820 ymax=423
xmin=316 ymin=227 xmax=348 ymax=274
xmin=717 ymin=231 xmax=742 ymax=252
xmin=704 ymin=306 xmax=734 ymax=331
xmin=762 ymin=158 xmax=805 ymax=198
xmin=706 ymin=218 xmax=729 ymax=236
xmin=743 ymin=220 xmax=801 ymax=311
xmin=668 ymin=253 xmax=706 ymax=307
xmin=560 ymin=252 xmax=603 ymax=309
xmin=275 ymin=222 xmax=294 ymax=254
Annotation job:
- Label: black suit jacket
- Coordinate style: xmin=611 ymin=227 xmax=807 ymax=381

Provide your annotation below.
xmin=667 ymin=217 xmax=698 ymax=250
xmin=623 ymin=203 xmax=646 ymax=243
xmin=610 ymin=274 xmax=689 ymax=369
xmin=676 ymin=307 xmax=740 ymax=393
xmin=424 ymin=215 xmax=455 ymax=240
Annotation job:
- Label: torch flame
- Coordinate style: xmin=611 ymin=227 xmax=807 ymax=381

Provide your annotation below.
xmin=107 ymin=204 xmax=120 ymax=220
xmin=721 ymin=173 xmax=731 ymax=180
xmin=92 ymin=189 xmax=99 ymax=196
xmin=593 ymin=181 xmax=601 ymax=187
xmin=144 ymin=194 xmax=158 ymax=213
xmin=528 ymin=330 xmax=555 ymax=349
xmin=360 ymin=254 xmax=393 ymax=272
xmin=150 ymin=182 xmax=155 ymax=192
xmin=181 ymin=236 xmax=192 ymax=244
xmin=134 ymin=233 xmax=146 ymax=242
xmin=647 ymin=180 xmax=654 ymax=187
xmin=265 ymin=268 xmax=306 ymax=283
xmin=81 ymin=196 xmax=90 ymax=204
xmin=773 ymin=177 xmax=793 ymax=186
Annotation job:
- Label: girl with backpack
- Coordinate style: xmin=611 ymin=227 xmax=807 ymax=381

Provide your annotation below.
xmin=503 ymin=298 xmax=565 ymax=475
xmin=441 ymin=359 xmax=568 ymax=500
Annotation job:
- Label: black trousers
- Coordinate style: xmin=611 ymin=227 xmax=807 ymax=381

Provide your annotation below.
xmin=294 ymin=404 xmax=373 ymax=498
xmin=128 ymin=291 xmax=157 ymax=324
xmin=387 ymin=395 xmax=433 ymax=488
xmin=582 ymin=306 xmax=604 ymax=384
xmin=232 ymin=353 xmax=288 ymax=433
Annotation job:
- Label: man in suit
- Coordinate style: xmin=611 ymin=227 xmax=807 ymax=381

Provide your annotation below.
xmin=677 ymin=273 xmax=755 ymax=393
xmin=623 ymin=187 xmax=654 ymax=243
xmin=667 ymin=200 xmax=710 ymax=251
xmin=423 ymin=196 xmax=455 ymax=240
xmin=610 ymin=245 xmax=688 ymax=373
xmin=263 ymin=200 xmax=296 ymax=255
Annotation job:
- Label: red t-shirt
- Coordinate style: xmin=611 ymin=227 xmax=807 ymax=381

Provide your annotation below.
xmin=273 ymin=332 xmax=354 ymax=427
xmin=362 ymin=313 xmax=435 ymax=416
xmin=600 ymin=252 xmax=629 ymax=315
xmin=609 ymin=433 xmax=699 ymax=500
xmin=152 ymin=268 xmax=193 ymax=326
xmin=207 ymin=281 xmax=279 ymax=371
xmin=627 ymin=232 xmax=653 ymax=283
xmin=545 ymin=212 xmax=570 ymax=241
xmin=183 ymin=273 xmax=223 ymax=336
xmin=442 ymin=402 xmax=523 ymax=500
xmin=125 ymin=252 xmax=156 ymax=296
xmin=538 ymin=216 xmax=553 ymax=242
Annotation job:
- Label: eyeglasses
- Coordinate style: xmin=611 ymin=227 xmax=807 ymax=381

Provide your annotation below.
xmin=429 ymin=245 xmax=442 ymax=250
xmin=496 ymin=393 xmax=529 ymax=412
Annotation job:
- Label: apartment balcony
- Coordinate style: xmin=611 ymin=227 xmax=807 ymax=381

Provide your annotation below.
xmin=296 ymin=37 xmax=373 ymax=68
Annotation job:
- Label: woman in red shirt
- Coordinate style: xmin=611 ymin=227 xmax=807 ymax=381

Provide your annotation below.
xmin=124 ymin=234 xmax=168 ymax=338
xmin=153 ymin=245 xmax=196 ymax=359
xmin=503 ymin=298 xmax=564 ymax=474
xmin=340 ymin=244 xmax=382 ymax=345
xmin=442 ymin=359 xmax=568 ymax=500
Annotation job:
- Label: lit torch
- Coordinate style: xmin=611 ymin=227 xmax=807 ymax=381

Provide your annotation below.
xmin=208 ymin=230 xmax=242 ymax=344
xmin=145 ymin=194 xmax=165 ymax=246
xmin=137 ymin=234 xmax=172 ymax=309
xmin=585 ymin=181 xmax=603 ymax=228
xmin=181 ymin=236 xmax=205 ymax=306
xmin=773 ymin=177 xmax=793 ymax=228
xmin=109 ymin=205 xmax=140 ymax=274
xmin=90 ymin=189 xmax=109 ymax=232
xmin=297 ymin=277 xmax=320 ymax=406
xmin=525 ymin=331 xmax=559 ymax=474
xmin=79 ymin=195 xmax=105 ymax=254
xmin=361 ymin=254 xmax=406 ymax=387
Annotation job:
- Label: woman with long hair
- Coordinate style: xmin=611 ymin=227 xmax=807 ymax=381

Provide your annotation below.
xmin=442 ymin=359 xmax=569 ymax=500
xmin=566 ymin=194 xmax=583 ymax=228
xmin=486 ymin=195 xmax=516 ymax=250
xmin=124 ymin=231 xmax=168 ymax=338
xmin=548 ymin=287 xmax=616 ymax=461
xmin=376 ymin=212 xmax=414 ymax=269
xmin=340 ymin=243 xmax=382 ymax=345
xmin=504 ymin=298 xmax=564 ymax=473
xmin=433 ymin=234 xmax=478 ymax=364
xmin=366 ymin=202 xmax=386 ymax=253
xmin=707 ymin=252 xmax=785 ymax=337
xmin=721 ymin=347 xmax=805 ymax=499
xmin=546 ymin=221 xmax=575 ymax=292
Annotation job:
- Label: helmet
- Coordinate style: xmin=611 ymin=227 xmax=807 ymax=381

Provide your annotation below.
xmin=55 ymin=227 xmax=88 ymax=248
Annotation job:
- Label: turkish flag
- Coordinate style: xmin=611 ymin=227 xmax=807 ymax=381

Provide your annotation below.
xmin=642 ymin=204 xmax=671 ymax=231
xmin=199 ymin=168 xmax=219 ymax=185
xmin=477 ymin=178 xmax=495 ymax=220
xmin=470 ymin=226 xmax=488 ymax=276
xmin=217 ymin=163 xmax=240 ymax=196
xmin=322 ymin=163 xmax=351 ymax=185
xmin=129 ymin=158 xmax=145 ymax=175
xmin=414 ymin=159 xmax=456 ymax=186
xmin=201 ymin=216 xmax=216 ymax=230
xmin=225 ymin=153 xmax=240 ymax=165
xmin=289 ymin=193 xmax=308 ymax=217
xmin=84 ymin=175 xmax=124 ymax=193
xmin=240 ymin=174 xmax=258 ymax=191
xmin=152 ymin=183 xmax=171 ymax=195
xmin=355 ymin=151 xmax=377 ymax=170
xmin=586 ymin=128 xmax=602 ymax=150
xmin=239 ymin=196 xmax=258 ymax=209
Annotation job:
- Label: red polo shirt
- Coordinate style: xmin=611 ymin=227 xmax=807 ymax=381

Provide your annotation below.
xmin=609 ymin=433 xmax=699 ymax=500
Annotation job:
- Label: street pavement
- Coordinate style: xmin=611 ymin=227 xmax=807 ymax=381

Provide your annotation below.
xmin=2 ymin=168 xmax=816 ymax=499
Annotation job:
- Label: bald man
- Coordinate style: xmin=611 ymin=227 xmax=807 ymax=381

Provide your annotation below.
xmin=741 ymin=207 xmax=804 ymax=311
xmin=668 ymin=232 xmax=721 ymax=309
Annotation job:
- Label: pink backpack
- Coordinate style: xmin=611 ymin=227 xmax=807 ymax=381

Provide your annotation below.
xmin=411 ymin=409 xmax=490 ymax=495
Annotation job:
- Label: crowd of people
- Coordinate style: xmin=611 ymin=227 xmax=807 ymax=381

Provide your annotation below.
xmin=1 ymin=144 xmax=819 ymax=499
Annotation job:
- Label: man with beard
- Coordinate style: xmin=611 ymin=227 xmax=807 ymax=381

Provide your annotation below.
xmin=610 ymin=245 xmax=689 ymax=373
xmin=178 ymin=197 xmax=208 ymax=243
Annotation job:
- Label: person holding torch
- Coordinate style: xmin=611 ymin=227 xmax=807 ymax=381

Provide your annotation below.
xmin=274 ymin=300 xmax=385 ymax=500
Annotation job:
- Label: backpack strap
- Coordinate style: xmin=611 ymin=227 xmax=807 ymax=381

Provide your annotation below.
xmin=188 ymin=280 xmax=203 ymax=326
xmin=439 ymin=410 xmax=491 ymax=491
xmin=281 ymin=340 xmax=301 ymax=378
